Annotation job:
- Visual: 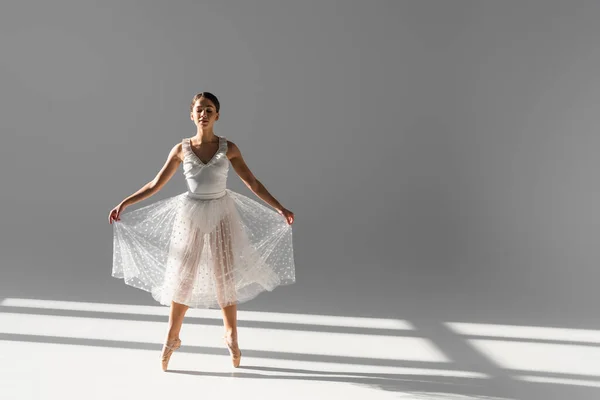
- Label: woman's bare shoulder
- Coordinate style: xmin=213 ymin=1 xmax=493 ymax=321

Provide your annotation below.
xmin=225 ymin=139 xmax=241 ymax=158
xmin=168 ymin=141 xmax=185 ymax=162
xmin=226 ymin=139 xmax=241 ymax=150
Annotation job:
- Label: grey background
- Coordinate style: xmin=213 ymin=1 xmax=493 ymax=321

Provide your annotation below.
xmin=1 ymin=1 xmax=600 ymax=398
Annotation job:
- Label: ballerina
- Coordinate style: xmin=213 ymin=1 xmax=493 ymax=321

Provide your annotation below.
xmin=108 ymin=92 xmax=295 ymax=370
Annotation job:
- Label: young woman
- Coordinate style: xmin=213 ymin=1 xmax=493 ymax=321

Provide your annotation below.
xmin=108 ymin=92 xmax=295 ymax=371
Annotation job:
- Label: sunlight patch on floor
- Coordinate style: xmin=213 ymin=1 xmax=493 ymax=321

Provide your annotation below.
xmin=446 ymin=322 xmax=600 ymax=378
xmin=1 ymin=298 xmax=413 ymax=329
xmin=515 ymin=375 xmax=600 ymax=388
xmin=447 ymin=322 xmax=600 ymax=344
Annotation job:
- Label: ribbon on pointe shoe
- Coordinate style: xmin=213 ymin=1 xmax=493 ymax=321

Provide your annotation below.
xmin=161 ymin=338 xmax=181 ymax=371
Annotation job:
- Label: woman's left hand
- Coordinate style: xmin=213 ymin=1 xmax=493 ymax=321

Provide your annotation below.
xmin=278 ymin=207 xmax=294 ymax=225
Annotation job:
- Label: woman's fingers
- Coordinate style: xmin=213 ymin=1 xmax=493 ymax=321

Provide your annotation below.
xmin=109 ymin=207 xmax=121 ymax=224
xmin=284 ymin=210 xmax=294 ymax=225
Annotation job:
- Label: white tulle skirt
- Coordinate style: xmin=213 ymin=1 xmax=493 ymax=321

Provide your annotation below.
xmin=112 ymin=189 xmax=295 ymax=309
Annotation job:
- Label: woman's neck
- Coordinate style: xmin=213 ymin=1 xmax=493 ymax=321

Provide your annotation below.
xmin=193 ymin=129 xmax=217 ymax=143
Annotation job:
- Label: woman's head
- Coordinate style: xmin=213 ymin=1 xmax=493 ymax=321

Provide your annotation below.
xmin=190 ymin=92 xmax=220 ymax=128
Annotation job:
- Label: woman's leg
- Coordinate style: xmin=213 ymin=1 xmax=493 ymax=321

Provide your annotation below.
xmin=161 ymin=221 xmax=203 ymax=370
xmin=213 ymin=217 xmax=237 ymax=331
xmin=166 ymin=301 xmax=189 ymax=341
xmin=221 ymin=302 xmax=242 ymax=368
xmin=161 ymin=301 xmax=188 ymax=371
xmin=212 ymin=216 xmax=242 ymax=366
xmin=167 ymin=224 xmax=204 ymax=339
xmin=221 ymin=303 xmax=237 ymax=339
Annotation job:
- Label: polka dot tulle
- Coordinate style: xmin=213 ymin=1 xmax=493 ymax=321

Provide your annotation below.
xmin=112 ymin=189 xmax=295 ymax=309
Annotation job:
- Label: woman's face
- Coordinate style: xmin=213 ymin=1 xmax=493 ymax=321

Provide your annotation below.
xmin=191 ymin=97 xmax=219 ymax=128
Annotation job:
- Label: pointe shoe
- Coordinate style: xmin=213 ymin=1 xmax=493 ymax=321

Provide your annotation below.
xmin=223 ymin=335 xmax=242 ymax=368
xmin=160 ymin=338 xmax=181 ymax=371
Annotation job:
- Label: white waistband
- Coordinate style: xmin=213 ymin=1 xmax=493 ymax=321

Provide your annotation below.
xmin=186 ymin=190 xmax=227 ymax=200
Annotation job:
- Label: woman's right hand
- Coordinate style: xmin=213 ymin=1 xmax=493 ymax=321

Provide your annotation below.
xmin=108 ymin=202 xmax=126 ymax=224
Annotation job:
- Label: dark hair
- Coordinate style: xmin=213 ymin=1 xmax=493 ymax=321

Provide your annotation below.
xmin=190 ymin=92 xmax=220 ymax=113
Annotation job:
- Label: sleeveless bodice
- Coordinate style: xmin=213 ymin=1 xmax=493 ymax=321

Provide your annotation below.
xmin=182 ymin=136 xmax=229 ymax=199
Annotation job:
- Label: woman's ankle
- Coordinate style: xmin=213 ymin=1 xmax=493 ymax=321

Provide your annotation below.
xmin=224 ymin=329 xmax=237 ymax=341
xmin=165 ymin=333 xmax=180 ymax=342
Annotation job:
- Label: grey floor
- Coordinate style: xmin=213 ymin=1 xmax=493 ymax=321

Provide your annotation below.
xmin=1 ymin=286 xmax=599 ymax=400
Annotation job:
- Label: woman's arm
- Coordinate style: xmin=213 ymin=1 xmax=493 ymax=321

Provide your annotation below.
xmin=120 ymin=143 xmax=183 ymax=208
xmin=227 ymin=140 xmax=284 ymax=212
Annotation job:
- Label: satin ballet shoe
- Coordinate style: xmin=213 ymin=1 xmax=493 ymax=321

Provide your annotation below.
xmin=160 ymin=338 xmax=181 ymax=371
xmin=223 ymin=335 xmax=242 ymax=368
